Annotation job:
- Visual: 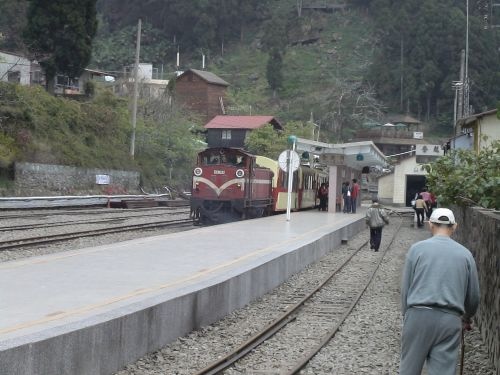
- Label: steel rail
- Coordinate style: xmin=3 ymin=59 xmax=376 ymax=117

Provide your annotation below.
xmin=287 ymin=219 xmax=404 ymax=374
xmin=0 ymin=218 xmax=193 ymax=251
xmin=0 ymin=209 xmax=190 ymax=232
xmin=192 ymin=219 xmax=404 ymax=375
xmin=0 ymin=205 xmax=189 ymax=220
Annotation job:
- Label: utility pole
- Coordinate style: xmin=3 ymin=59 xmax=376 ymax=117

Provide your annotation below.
xmin=458 ymin=49 xmax=465 ymax=119
xmin=130 ymin=18 xmax=141 ymax=158
xmin=464 ymin=0 xmax=470 ymax=117
xmin=400 ymin=36 xmax=404 ymax=112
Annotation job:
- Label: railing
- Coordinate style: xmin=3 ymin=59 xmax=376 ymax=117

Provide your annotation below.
xmin=355 ymin=129 xmax=418 ymax=139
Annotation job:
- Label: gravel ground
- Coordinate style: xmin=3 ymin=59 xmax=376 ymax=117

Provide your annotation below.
xmin=114 ymin=217 xmax=496 ymax=375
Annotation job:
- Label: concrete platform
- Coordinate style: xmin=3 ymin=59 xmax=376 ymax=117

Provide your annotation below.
xmin=0 ymin=211 xmax=365 ymax=375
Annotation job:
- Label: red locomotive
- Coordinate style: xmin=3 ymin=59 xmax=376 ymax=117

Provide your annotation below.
xmin=190 ymin=147 xmax=328 ymax=224
xmin=190 ymin=148 xmax=274 ymax=223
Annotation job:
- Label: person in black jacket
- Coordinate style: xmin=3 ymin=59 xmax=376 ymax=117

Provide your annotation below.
xmin=365 ymin=198 xmax=389 ymax=251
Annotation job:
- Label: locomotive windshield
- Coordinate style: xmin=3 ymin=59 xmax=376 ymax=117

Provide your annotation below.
xmin=200 ymin=150 xmax=247 ymax=166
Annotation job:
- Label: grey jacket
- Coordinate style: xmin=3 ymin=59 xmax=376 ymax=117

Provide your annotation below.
xmin=365 ymin=203 xmax=389 ymax=228
xmin=401 ymin=235 xmax=480 ymax=319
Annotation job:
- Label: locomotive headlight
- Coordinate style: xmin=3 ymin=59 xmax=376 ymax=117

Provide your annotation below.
xmin=236 ymin=169 xmax=245 ymax=178
xmin=193 ymin=167 xmax=203 ymax=177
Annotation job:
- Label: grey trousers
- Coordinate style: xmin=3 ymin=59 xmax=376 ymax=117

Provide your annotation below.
xmin=400 ymin=307 xmax=462 ymax=375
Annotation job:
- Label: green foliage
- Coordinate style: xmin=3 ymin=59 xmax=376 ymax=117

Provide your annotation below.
xmin=425 ymin=141 xmax=500 ymax=209
xmin=96 ymin=0 xmax=267 ymax=52
xmin=0 ymin=0 xmax=27 ymax=50
xmin=266 ymin=49 xmax=284 ymax=94
xmin=23 ymin=0 xmax=98 ymax=83
xmin=369 ymin=0 xmax=500 ymax=121
xmin=0 ymin=133 xmax=18 ymax=168
xmin=245 ymin=121 xmax=313 ymax=159
xmin=0 ymin=82 xmax=199 ymax=189
xmin=261 ymin=16 xmax=289 ymax=53
xmin=91 ymin=21 xmax=172 ymax=71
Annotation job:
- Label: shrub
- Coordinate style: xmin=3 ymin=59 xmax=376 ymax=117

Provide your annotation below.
xmin=425 ymin=140 xmax=500 ymax=209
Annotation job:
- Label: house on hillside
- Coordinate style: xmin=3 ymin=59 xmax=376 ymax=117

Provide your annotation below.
xmin=456 ymin=109 xmax=499 ymax=153
xmin=0 ymin=50 xmax=32 ymax=85
xmin=204 ymin=115 xmax=283 ymax=148
xmin=354 ymin=114 xmax=426 ymax=160
xmin=54 ymin=68 xmax=114 ymax=96
xmin=112 ymin=63 xmax=169 ymax=99
xmin=175 ymin=69 xmax=229 ymax=122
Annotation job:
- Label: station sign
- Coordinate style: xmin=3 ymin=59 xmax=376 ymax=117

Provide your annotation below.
xmin=413 ymin=131 xmax=424 ymax=139
xmin=415 ymin=144 xmax=443 ymax=156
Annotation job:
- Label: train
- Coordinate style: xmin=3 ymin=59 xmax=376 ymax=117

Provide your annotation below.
xmin=190 ymin=147 xmax=328 ymax=224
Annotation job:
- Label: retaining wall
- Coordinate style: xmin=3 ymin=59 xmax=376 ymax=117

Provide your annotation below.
xmin=14 ymin=162 xmax=140 ymax=196
xmin=453 ymin=206 xmax=499 ymax=375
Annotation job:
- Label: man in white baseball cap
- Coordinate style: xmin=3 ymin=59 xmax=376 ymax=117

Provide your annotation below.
xmin=429 ymin=207 xmax=456 ymax=225
xmin=400 ymin=207 xmax=480 ymax=375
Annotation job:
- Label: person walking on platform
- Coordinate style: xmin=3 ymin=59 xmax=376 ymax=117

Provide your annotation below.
xmin=350 ymin=179 xmax=360 ymax=213
xmin=342 ymin=182 xmax=351 ymax=213
xmin=414 ymin=194 xmax=427 ymax=227
xmin=400 ymin=208 xmax=480 ymax=375
xmin=365 ymin=198 xmax=389 ymax=252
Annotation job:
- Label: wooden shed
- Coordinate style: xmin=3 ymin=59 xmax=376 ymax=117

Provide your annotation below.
xmin=204 ymin=115 xmax=283 ymax=148
xmin=175 ymin=69 xmax=229 ymax=122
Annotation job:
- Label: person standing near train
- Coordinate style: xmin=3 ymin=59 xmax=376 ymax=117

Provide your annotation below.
xmin=318 ymin=183 xmax=328 ymax=211
xmin=342 ymin=181 xmax=351 ymax=213
xmin=350 ymin=179 xmax=360 ymax=213
xmin=400 ymin=208 xmax=480 ymax=375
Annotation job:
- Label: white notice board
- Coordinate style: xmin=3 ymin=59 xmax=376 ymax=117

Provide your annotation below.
xmin=96 ymin=175 xmax=111 ymax=185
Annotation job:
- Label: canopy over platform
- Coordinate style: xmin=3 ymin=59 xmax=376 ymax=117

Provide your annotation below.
xmin=295 ymin=138 xmax=388 ymax=169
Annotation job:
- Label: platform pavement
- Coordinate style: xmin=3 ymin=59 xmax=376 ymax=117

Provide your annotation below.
xmin=0 ymin=210 xmax=366 ymax=375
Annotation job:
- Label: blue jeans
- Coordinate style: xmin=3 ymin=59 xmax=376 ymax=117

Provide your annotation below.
xmin=351 ymin=197 xmax=357 ymax=213
xmin=343 ymin=196 xmax=351 ymax=212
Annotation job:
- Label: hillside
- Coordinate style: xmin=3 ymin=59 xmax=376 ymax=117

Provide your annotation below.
xmin=0 ymin=0 xmax=499 ymax=195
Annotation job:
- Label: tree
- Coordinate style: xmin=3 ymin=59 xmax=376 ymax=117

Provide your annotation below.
xmin=23 ymin=0 xmax=98 ymax=92
xmin=0 ymin=0 xmax=28 ymax=51
xmin=266 ymin=48 xmax=283 ymax=98
xmin=245 ymin=121 xmax=314 ymax=159
xmin=368 ymin=0 xmax=500 ymax=122
xmin=425 ymin=140 xmax=500 ymax=209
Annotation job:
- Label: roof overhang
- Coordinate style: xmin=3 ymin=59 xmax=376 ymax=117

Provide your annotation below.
xmin=295 ymin=138 xmax=388 ymax=169
xmin=457 ymin=109 xmax=498 ymax=128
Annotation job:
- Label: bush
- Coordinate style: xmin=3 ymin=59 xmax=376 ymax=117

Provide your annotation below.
xmin=425 ymin=140 xmax=500 ymax=209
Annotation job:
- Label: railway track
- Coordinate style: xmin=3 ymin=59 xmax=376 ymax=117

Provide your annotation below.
xmin=0 ymin=208 xmax=191 ymax=232
xmin=0 ymin=205 xmax=189 ymax=220
xmin=193 ymin=218 xmax=404 ymax=375
xmin=0 ymin=218 xmax=193 ymax=251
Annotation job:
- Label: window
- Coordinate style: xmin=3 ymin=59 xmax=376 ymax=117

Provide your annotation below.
xmin=222 ymin=130 xmax=232 ymax=140
xmin=7 ymin=71 xmax=20 ymax=83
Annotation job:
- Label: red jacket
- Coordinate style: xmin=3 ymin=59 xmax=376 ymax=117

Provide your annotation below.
xmin=351 ymin=183 xmax=360 ymax=198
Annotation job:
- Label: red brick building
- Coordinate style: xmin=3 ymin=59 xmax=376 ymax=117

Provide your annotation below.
xmin=175 ymin=69 xmax=229 ymax=122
